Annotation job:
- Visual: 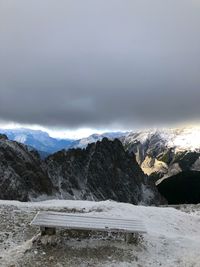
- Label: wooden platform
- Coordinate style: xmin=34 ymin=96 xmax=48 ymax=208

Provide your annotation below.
xmin=31 ymin=211 xmax=147 ymax=242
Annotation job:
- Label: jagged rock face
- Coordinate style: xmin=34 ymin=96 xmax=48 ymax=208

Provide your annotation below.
xmin=122 ymin=129 xmax=200 ymax=204
xmin=46 ymin=138 xmax=164 ymax=205
xmin=0 ymin=135 xmax=53 ymax=201
xmin=122 ymin=129 xmax=200 ymax=182
xmin=122 ymin=131 xmax=167 ymax=165
xmin=0 ymin=135 xmax=164 ymax=205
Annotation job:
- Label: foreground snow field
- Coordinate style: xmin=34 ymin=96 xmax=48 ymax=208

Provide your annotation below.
xmin=0 ymin=200 xmax=200 ymax=267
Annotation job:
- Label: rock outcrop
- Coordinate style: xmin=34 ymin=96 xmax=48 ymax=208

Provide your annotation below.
xmin=0 ymin=135 xmax=53 ymax=201
xmin=46 ymin=138 xmax=164 ymax=205
xmin=122 ymin=129 xmax=200 ymax=182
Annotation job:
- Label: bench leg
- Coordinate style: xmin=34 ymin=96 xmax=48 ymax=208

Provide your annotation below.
xmin=125 ymin=233 xmax=139 ymax=244
xmin=40 ymin=227 xmax=56 ymax=236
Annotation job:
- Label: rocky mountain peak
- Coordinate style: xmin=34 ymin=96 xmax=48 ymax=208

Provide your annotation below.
xmin=0 ymin=134 xmax=8 ymax=140
xmin=0 ymin=135 xmax=165 ymax=205
xmin=46 ymin=138 xmax=164 ymax=205
xmin=0 ymin=137 xmax=53 ymax=201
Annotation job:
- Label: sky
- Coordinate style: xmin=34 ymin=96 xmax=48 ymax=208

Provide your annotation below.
xmin=0 ymin=0 xmax=200 ymax=138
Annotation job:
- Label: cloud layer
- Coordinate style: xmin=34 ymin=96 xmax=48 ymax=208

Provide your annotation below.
xmin=1 ymin=0 xmax=200 ymax=129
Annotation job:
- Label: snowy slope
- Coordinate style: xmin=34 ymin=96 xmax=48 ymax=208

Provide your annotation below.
xmin=0 ymin=199 xmax=200 ymax=267
xmin=125 ymin=126 xmax=200 ymax=152
xmin=123 ymin=126 xmax=200 ymax=181
xmin=70 ymin=132 xmax=127 ymax=149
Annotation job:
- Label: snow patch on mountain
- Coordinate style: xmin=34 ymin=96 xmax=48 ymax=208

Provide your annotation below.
xmin=123 ymin=126 xmax=200 ymax=180
xmin=70 ymin=132 xmax=128 ymax=149
xmin=125 ymin=126 xmax=200 ymax=152
xmin=162 ymin=127 xmax=200 ymax=152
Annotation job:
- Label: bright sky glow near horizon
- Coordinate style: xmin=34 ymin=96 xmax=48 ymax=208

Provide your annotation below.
xmin=0 ymin=122 xmax=126 ymax=139
xmin=1 ymin=121 xmax=200 ymax=140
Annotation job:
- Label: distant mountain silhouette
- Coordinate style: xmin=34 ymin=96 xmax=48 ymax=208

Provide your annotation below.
xmin=0 ymin=128 xmax=74 ymax=157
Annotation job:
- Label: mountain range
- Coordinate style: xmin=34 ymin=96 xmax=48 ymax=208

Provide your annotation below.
xmin=0 ymin=128 xmax=74 ymax=157
xmin=0 ymin=128 xmax=127 ymax=158
xmin=1 ymin=126 xmax=200 ymax=204
xmin=0 ymin=134 xmax=163 ymax=204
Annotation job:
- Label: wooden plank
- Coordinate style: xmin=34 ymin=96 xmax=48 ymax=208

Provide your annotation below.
xmin=33 ymin=219 xmax=145 ymax=230
xmin=32 ymin=212 xmax=145 ymax=228
xmin=32 ymin=214 xmax=145 ymax=228
xmin=34 ymin=221 xmax=146 ymax=232
xmin=33 ymin=216 xmax=143 ymax=227
xmin=38 ymin=211 xmax=142 ymax=222
xmin=33 ymin=212 xmax=143 ymax=225
xmin=36 ymin=222 xmax=146 ymax=234
xmin=33 ymin=220 xmax=146 ymax=231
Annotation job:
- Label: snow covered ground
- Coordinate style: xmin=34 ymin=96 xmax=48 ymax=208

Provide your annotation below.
xmin=0 ymin=199 xmax=200 ymax=267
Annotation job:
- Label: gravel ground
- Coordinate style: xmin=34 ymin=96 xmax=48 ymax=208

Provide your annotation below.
xmin=0 ymin=205 xmax=142 ymax=267
xmin=0 ymin=201 xmax=200 ymax=267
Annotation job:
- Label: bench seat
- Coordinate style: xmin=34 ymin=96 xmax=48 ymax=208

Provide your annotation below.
xmin=31 ymin=211 xmax=147 ymax=242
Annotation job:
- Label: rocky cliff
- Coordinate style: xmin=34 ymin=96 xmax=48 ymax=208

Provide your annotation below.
xmin=0 ymin=134 xmax=53 ymax=201
xmin=121 ymin=128 xmax=200 ymax=204
xmin=46 ymin=138 xmax=164 ymax=205
xmin=122 ymin=128 xmax=200 ymax=182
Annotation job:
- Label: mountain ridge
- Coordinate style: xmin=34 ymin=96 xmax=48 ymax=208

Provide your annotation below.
xmin=0 ymin=133 xmax=53 ymax=201
xmin=0 ymin=128 xmax=75 ymax=157
xmin=0 ymin=128 xmax=127 ymax=157
xmin=0 ymin=134 xmax=164 ymax=204
xmin=122 ymin=126 xmax=200 ymax=181
xmin=46 ymin=137 xmax=164 ymax=205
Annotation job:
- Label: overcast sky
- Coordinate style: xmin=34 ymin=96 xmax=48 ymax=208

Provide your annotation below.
xmin=0 ymin=0 xmax=200 ymax=136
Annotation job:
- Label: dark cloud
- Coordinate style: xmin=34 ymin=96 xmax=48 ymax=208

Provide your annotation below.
xmin=0 ymin=0 xmax=200 ymax=128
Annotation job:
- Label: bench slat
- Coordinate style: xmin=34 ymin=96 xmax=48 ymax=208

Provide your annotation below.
xmin=34 ymin=220 xmax=146 ymax=231
xmin=33 ymin=222 xmax=146 ymax=233
xmin=33 ymin=217 xmax=145 ymax=230
xmin=34 ymin=213 xmax=143 ymax=226
xmin=41 ymin=211 xmax=142 ymax=222
xmin=34 ymin=215 xmax=143 ymax=226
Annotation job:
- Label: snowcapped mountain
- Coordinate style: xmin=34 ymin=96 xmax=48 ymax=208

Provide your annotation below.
xmin=0 ymin=128 xmax=74 ymax=157
xmin=0 ymin=128 xmax=127 ymax=157
xmin=70 ymin=132 xmax=128 ymax=149
xmin=124 ymin=126 xmax=200 ymax=153
xmin=122 ymin=126 xmax=200 ymax=181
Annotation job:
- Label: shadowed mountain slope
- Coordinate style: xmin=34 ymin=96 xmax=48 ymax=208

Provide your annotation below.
xmin=46 ymin=138 xmax=164 ymax=205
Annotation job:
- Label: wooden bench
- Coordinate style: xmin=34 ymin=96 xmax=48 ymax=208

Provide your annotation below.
xmin=31 ymin=211 xmax=147 ymax=243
